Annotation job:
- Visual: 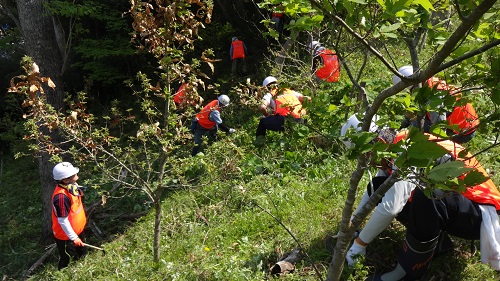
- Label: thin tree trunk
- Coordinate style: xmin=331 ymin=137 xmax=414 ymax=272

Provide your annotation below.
xmin=153 ymin=198 xmax=162 ymax=263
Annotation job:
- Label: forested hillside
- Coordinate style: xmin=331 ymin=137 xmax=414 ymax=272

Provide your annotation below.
xmin=1 ymin=0 xmax=499 ymax=280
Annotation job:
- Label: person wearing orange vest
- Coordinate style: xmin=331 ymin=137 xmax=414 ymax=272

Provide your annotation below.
xmin=255 ymin=76 xmax=311 ymax=144
xmin=51 ymin=162 xmax=87 ymax=270
xmin=393 ymin=65 xmax=479 ymax=143
xmin=230 ymin=37 xmax=247 ymax=76
xmin=340 ymin=127 xmax=422 ymax=267
xmin=190 ymin=95 xmax=235 ymax=156
xmin=372 ymin=135 xmax=500 ymax=280
xmin=309 ymin=41 xmax=340 ymax=83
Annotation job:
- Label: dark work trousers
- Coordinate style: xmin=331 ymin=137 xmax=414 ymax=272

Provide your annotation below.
xmin=231 ymin=58 xmax=247 ymax=76
xmin=192 ymin=121 xmax=217 ymax=156
xmin=55 ymin=232 xmax=86 ymax=270
xmin=256 ymin=115 xmax=303 ymax=137
xmin=407 ymin=188 xmax=482 ymax=243
xmin=256 ymin=115 xmax=285 ymax=137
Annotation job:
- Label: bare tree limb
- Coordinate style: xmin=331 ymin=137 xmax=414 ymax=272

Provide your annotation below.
xmin=439 ymin=39 xmax=500 ymax=72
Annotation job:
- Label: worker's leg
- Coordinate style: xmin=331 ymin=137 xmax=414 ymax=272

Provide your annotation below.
xmin=241 ymin=58 xmax=247 ymax=74
xmin=231 ymin=59 xmax=238 ymax=76
xmin=192 ymin=125 xmax=207 ymax=156
xmin=256 ymin=115 xmax=285 ymax=137
xmin=55 ymin=238 xmax=74 ymax=270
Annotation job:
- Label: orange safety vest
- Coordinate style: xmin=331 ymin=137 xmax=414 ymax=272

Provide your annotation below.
xmin=315 ymin=49 xmax=340 ymax=83
xmin=196 ymin=100 xmax=220 ymax=129
xmin=426 ymin=77 xmax=479 ymax=135
xmin=174 ymin=83 xmax=186 ymax=105
xmin=436 ymin=139 xmax=500 ymax=210
xmin=274 ymin=89 xmax=305 ymax=118
xmin=231 ymin=40 xmax=245 ymax=60
xmin=51 ymin=186 xmax=87 ymax=240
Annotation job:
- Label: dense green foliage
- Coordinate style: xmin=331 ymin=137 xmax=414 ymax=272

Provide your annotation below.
xmin=1 ymin=0 xmax=500 ymax=280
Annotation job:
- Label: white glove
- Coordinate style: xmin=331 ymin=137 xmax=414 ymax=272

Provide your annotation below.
xmin=229 ymin=128 xmax=236 ymax=134
xmin=346 ymin=240 xmax=366 ymax=266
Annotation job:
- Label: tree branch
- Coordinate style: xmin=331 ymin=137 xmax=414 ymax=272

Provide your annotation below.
xmin=439 ymin=39 xmax=500 ymax=72
xmin=309 ymin=0 xmax=400 ymax=76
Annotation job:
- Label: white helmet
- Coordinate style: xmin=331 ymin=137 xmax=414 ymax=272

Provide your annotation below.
xmin=218 ymin=94 xmax=230 ymax=106
xmin=262 ymin=76 xmax=278 ymax=87
xmin=392 ymin=65 xmax=414 ymax=85
xmin=231 ymin=37 xmax=238 ymax=42
xmin=53 ymin=162 xmax=79 ymax=180
xmin=308 ymin=40 xmax=320 ymax=51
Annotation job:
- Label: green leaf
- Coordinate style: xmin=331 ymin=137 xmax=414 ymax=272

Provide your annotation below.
xmin=412 ymin=0 xmax=434 ymax=11
xmin=429 ymin=124 xmax=448 ymax=138
xmin=463 ymin=170 xmax=489 ymax=186
xmin=381 ymin=32 xmax=398 ymax=38
xmin=380 ymin=23 xmax=401 ymax=33
xmin=428 ymin=161 xmax=471 ymax=182
xmin=407 ymin=140 xmax=448 ymax=159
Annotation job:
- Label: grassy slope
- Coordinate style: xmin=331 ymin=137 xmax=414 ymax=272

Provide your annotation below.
xmin=3 ymin=36 xmax=500 ymax=281
xmin=3 ymin=120 xmax=500 ymax=281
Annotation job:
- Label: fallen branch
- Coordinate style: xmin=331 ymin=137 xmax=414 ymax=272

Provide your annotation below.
xmin=22 ymin=243 xmax=57 ymax=281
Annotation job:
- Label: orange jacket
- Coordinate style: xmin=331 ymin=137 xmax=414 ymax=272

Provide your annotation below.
xmin=52 ymin=186 xmax=87 ymax=240
xmin=437 ymin=139 xmax=500 ymax=210
xmin=231 ymin=40 xmax=246 ymax=60
xmin=196 ymin=100 xmax=220 ymax=129
xmin=274 ymin=89 xmax=305 ymax=118
xmin=315 ymin=49 xmax=340 ymax=83
xmin=426 ymin=77 xmax=479 ymax=135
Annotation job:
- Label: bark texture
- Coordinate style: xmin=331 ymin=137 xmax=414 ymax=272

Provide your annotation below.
xmin=16 ymin=0 xmax=65 ymax=242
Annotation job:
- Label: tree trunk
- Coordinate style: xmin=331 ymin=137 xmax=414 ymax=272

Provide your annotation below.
xmin=16 ymin=0 xmax=65 ymax=243
xmin=153 ymin=198 xmax=162 ymax=263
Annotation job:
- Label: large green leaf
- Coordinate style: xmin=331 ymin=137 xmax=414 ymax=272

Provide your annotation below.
xmin=463 ymin=170 xmax=489 ymax=186
xmin=407 ymin=140 xmax=449 ymax=159
xmin=428 ymin=161 xmax=471 ymax=182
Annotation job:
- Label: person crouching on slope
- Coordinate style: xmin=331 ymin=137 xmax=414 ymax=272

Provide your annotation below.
xmin=190 ymin=94 xmax=235 ymax=156
xmin=254 ymin=76 xmax=311 ymax=145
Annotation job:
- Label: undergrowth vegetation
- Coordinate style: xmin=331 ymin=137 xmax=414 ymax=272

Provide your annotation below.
xmin=2 ymin=116 xmax=500 ymax=280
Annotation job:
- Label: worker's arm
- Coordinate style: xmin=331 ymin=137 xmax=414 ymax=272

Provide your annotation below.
xmin=295 ymin=91 xmax=311 ymax=103
xmin=260 ymin=93 xmax=273 ymax=116
xmin=259 ymin=102 xmax=270 ymax=116
xmin=357 ymin=180 xmax=415 ymax=244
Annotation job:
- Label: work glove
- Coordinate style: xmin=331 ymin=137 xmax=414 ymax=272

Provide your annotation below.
xmin=73 ymin=237 xmax=84 ymax=247
xmin=229 ymin=128 xmax=236 ymax=134
xmin=346 ymin=239 xmax=366 ymax=266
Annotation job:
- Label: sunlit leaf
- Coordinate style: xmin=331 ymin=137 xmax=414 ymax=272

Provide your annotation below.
xmin=428 ymin=161 xmax=470 ymax=182
xmin=413 ymin=0 xmax=434 ymax=11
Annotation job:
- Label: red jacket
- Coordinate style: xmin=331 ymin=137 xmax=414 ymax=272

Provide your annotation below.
xmin=315 ymin=49 xmax=340 ymax=83
xmin=426 ymin=77 xmax=479 ymax=135
xmin=52 ymin=185 xmax=87 ymax=240
xmin=231 ymin=40 xmax=246 ymax=60
xmin=196 ymin=100 xmax=220 ymax=129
